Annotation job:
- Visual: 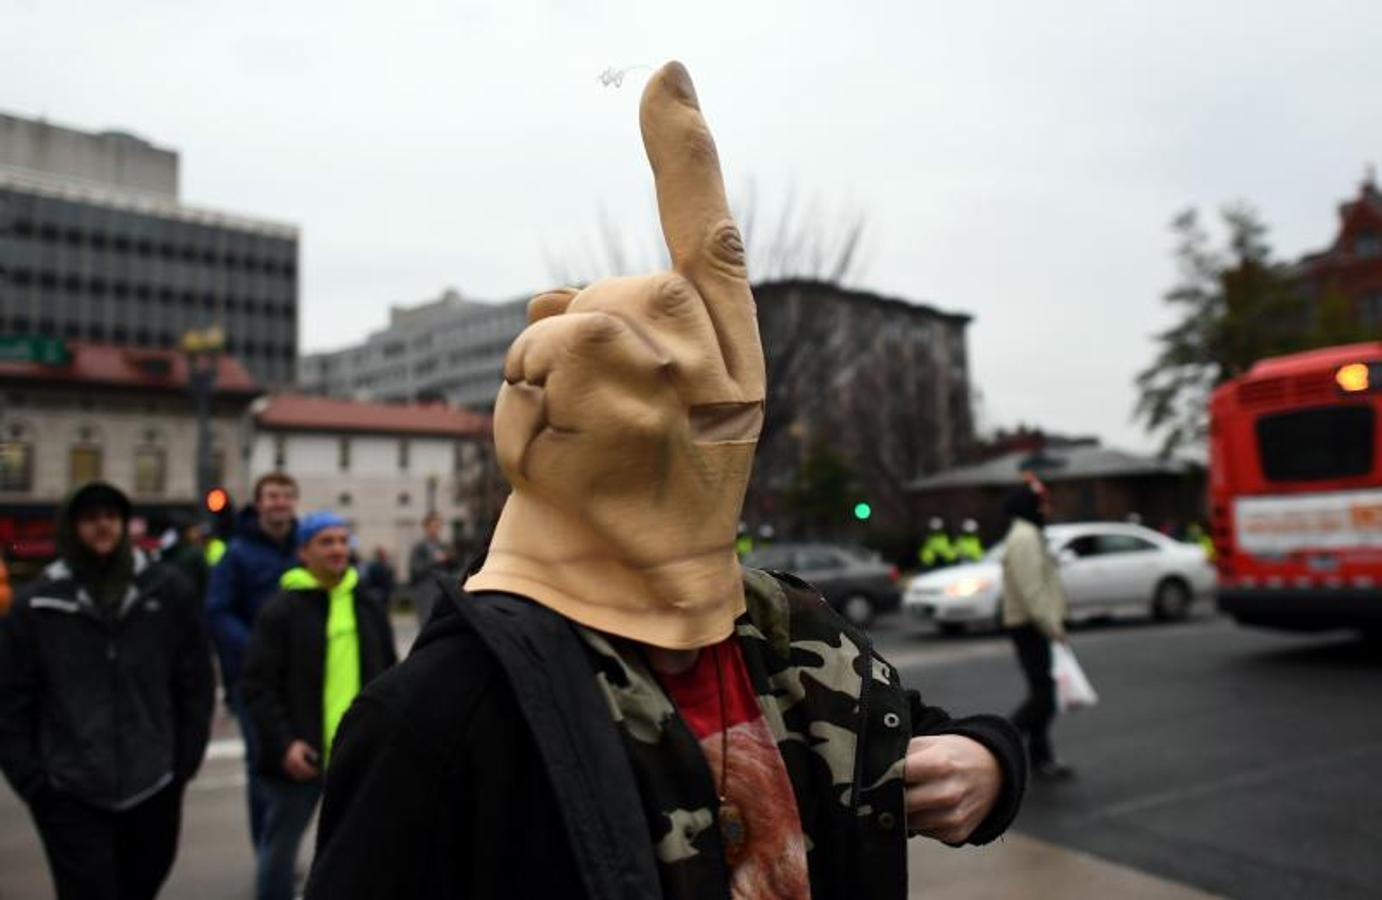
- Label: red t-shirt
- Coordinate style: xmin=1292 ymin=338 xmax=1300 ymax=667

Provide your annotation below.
xmin=656 ymin=639 xmax=811 ymax=899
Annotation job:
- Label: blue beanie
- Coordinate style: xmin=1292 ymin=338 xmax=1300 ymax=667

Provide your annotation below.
xmin=296 ymin=511 xmax=349 ymax=548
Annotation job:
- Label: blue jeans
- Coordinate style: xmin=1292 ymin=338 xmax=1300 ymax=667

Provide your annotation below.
xmin=256 ymin=777 xmax=321 ymax=900
xmin=228 ymin=687 xmax=270 ymax=849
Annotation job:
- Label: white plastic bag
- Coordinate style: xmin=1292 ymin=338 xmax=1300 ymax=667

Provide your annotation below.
xmin=1050 ymin=641 xmax=1098 ymax=712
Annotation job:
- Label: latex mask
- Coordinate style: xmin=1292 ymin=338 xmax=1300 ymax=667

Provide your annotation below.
xmin=465 ymin=61 xmax=766 ymax=650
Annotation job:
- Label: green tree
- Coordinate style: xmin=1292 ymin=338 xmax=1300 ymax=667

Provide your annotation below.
xmin=1134 ymin=205 xmax=1307 ymax=456
xmin=785 ymin=445 xmax=855 ymax=537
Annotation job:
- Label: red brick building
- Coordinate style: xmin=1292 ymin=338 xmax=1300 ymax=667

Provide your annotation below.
xmin=1296 ymin=173 xmax=1382 ymax=332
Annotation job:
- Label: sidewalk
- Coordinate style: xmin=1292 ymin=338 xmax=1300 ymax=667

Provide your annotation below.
xmin=908 ymin=831 xmax=1222 ymax=899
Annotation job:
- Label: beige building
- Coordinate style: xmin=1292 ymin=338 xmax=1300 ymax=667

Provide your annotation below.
xmin=248 ymin=394 xmax=494 ymax=579
xmin=0 ymin=340 xmax=259 ymax=568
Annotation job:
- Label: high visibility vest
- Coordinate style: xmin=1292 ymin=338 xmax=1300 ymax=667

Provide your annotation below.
xmin=919 ymin=534 xmax=956 ymax=567
xmin=954 ymin=534 xmax=984 ymax=562
xmin=205 ymin=538 xmax=228 ymax=567
xmin=735 ymin=535 xmax=755 ymax=558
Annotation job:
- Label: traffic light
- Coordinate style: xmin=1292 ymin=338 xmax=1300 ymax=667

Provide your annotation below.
xmin=853 ymin=501 xmax=872 ymax=521
xmin=205 ymin=488 xmax=230 ymax=514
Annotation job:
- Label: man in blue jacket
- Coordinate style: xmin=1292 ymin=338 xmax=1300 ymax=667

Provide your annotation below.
xmin=206 ymin=472 xmax=299 ymax=849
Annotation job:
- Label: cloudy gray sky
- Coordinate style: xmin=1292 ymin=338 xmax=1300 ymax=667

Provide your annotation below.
xmin=5 ymin=0 xmax=1380 ymax=452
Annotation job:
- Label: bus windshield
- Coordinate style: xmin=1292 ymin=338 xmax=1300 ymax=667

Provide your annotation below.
xmin=1255 ymin=406 xmax=1376 ymax=482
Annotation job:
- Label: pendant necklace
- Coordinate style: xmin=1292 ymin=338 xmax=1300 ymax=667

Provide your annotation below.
xmin=713 ymin=643 xmax=749 ymax=867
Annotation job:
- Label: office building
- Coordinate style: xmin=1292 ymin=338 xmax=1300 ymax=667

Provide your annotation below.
xmin=0 ymin=111 xmax=299 ymax=387
xmin=299 ymin=288 xmax=527 ymax=411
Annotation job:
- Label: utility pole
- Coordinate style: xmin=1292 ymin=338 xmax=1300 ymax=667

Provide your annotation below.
xmin=182 ymin=327 xmax=225 ymax=513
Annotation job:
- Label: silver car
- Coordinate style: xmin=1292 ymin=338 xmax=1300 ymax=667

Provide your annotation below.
xmin=903 ymin=523 xmax=1216 ymax=634
xmin=743 ymin=542 xmax=902 ymax=626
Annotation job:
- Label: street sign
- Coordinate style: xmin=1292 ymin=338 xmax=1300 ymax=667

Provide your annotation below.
xmin=0 ymin=336 xmax=71 ymax=366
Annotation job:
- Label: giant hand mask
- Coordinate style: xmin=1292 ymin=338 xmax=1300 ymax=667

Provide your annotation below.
xmin=464 ymin=62 xmax=765 ymax=649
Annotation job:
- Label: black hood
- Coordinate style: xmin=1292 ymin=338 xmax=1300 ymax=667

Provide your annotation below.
xmin=57 ymin=481 xmax=135 ymax=612
xmin=1004 ymin=484 xmax=1046 ymax=529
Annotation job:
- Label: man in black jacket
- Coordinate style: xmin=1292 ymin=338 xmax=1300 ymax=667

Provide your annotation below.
xmin=0 ymin=482 xmax=214 ymax=900
xmin=242 ymin=511 xmax=396 ymax=900
xmin=308 ymin=62 xmax=1026 ymax=900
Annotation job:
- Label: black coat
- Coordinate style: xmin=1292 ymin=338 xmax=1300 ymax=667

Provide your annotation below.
xmin=306 ymin=576 xmax=1025 ymax=899
xmin=0 ymin=553 xmax=214 ymax=810
xmin=241 ymin=581 xmax=397 ymax=778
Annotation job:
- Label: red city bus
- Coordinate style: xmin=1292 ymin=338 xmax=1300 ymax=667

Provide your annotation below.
xmin=1210 ymin=342 xmax=1382 ymax=634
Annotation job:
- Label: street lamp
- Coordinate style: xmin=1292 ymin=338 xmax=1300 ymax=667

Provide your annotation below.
xmin=181 ymin=327 xmax=225 ymax=513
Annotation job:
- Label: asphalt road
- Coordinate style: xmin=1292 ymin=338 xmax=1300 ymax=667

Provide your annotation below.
xmin=2 ymin=610 xmax=1377 ymax=899
xmin=876 ymin=611 xmax=1382 ymax=900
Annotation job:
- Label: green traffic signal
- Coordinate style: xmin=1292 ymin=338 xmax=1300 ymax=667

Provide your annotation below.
xmin=853 ymin=502 xmax=872 ymax=521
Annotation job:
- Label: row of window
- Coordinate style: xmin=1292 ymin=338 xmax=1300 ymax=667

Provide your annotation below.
xmin=0 ymin=441 xmax=224 ymax=496
xmin=270 ymin=436 xmax=472 ymax=475
xmin=0 ymin=317 xmax=294 ymax=359
xmin=4 ymin=270 xmax=295 ymax=317
xmin=6 ymin=221 xmax=296 ymax=276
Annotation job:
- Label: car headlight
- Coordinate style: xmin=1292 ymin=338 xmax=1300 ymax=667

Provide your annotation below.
xmin=944 ymin=577 xmax=992 ymax=599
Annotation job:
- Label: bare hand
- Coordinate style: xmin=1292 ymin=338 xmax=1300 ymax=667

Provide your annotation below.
xmin=904 ymin=734 xmax=1002 ymax=844
xmin=282 ymin=740 xmax=320 ymax=782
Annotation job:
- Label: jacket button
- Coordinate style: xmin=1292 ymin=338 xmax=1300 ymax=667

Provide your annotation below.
xmin=877 ymin=812 xmax=896 ymax=831
xmin=883 ymin=712 xmax=901 ymax=729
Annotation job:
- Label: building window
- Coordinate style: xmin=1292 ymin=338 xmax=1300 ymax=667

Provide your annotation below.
xmin=398 ymin=491 xmax=411 ymax=507
xmin=398 ymin=438 xmax=410 ymax=471
xmin=69 ymin=445 xmax=103 ymax=487
xmin=338 ymin=437 xmax=351 ymax=472
xmin=1356 ymin=233 xmax=1381 ymax=258
xmin=133 ymin=446 xmax=166 ymax=495
xmin=273 ymin=434 xmax=287 ymax=470
xmin=0 ymin=423 xmax=34 ymax=492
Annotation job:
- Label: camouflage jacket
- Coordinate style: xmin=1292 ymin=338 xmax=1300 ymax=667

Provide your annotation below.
xmin=307 ymin=569 xmax=1025 ymax=900
xmin=581 ymin=568 xmax=1024 ymax=898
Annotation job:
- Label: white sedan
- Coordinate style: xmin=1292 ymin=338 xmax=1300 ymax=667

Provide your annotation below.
xmin=903 ymin=523 xmax=1216 ymax=634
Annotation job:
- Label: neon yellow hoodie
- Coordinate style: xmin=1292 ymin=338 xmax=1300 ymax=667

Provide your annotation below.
xmin=279 ymin=566 xmax=360 ymax=764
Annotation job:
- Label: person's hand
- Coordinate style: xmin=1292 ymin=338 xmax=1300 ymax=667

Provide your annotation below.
xmin=493 ymin=61 xmax=765 ymax=566
xmin=282 ymin=740 xmax=321 ymax=782
xmin=904 ymin=734 xmax=1002 ymax=844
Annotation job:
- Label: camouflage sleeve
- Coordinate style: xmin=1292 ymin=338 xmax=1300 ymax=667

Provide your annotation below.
xmin=906 ymin=691 xmax=1027 ymax=845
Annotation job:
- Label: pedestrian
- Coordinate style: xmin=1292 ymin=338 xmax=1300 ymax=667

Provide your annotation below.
xmin=306 ymin=62 xmax=1025 ymax=900
xmin=162 ymin=513 xmax=210 ymax=601
xmin=954 ymin=518 xmax=984 ymax=563
xmin=361 ymin=547 xmax=396 ymax=610
xmin=918 ymin=516 xmax=957 ymax=570
xmin=0 ymin=482 xmax=214 ymax=899
xmin=1000 ymin=478 xmax=1074 ymax=781
xmin=407 ymin=511 xmax=455 ymax=627
xmin=206 ymin=472 xmax=300 ymax=851
xmin=241 ymin=511 xmax=396 ymax=900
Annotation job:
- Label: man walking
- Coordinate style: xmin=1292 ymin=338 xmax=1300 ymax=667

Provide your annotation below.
xmin=242 ymin=512 xmax=396 ymax=900
xmin=206 ymin=473 xmax=299 ymax=848
xmin=1000 ymin=478 xmax=1074 ymax=780
xmin=0 ymin=482 xmax=213 ymax=899
xmin=307 ymin=62 xmax=1025 ymax=900
xmin=407 ymin=511 xmax=455 ymax=627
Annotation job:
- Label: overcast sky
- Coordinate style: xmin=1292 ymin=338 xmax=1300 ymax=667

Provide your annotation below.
xmin=5 ymin=0 xmax=1380 ymax=452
